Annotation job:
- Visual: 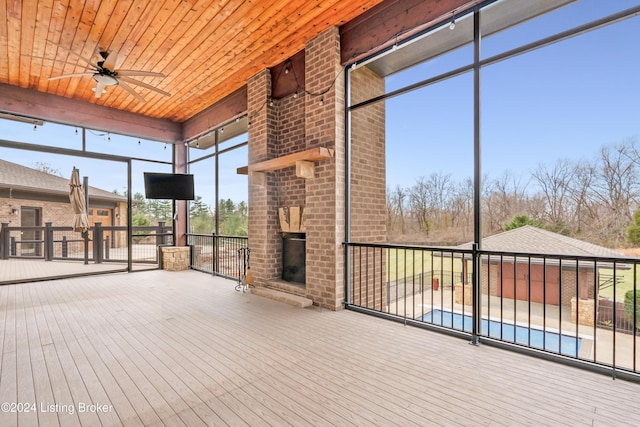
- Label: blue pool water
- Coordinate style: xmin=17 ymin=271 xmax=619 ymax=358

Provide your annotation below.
xmin=420 ymin=310 xmax=582 ymax=357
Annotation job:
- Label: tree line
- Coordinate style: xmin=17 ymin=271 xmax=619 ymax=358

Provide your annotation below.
xmin=387 ymin=137 xmax=640 ymax=247
xmin=131 ymin=193 xmax=248 ymax=236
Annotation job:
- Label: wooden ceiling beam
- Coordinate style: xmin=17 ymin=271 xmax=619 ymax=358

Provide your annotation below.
xmin=181 ymin=86 xmax=247 ymax=142
xmin=340 ymin=0 xmax=484 ymax=65
xmin=0 ymin=83 xmax=181 ymax=142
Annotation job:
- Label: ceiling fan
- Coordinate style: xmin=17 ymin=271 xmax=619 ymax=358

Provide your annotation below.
xmin=47 ymin=48 xmax=170 ymax=103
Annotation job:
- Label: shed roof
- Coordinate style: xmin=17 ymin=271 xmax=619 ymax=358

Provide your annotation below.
xmin=457 ymin=225 xmax=627 ymax=259
xmin=0 ymin=159 xmax=126 ymax=203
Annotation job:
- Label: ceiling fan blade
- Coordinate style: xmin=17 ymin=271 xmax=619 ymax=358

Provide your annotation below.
xmin=102 ymin=50 xmax=118 ymax=71
xmin=48 ymin=72 xmax=95 ymax=81
xmin=118 ymin=80 xmax=147 ymax=103
xmin=119 ymin=76 xmax=171 ymax=97
xmin=115 ymin=69 xmax=165 ymax=78
xmin=21 ymin=54 xmax=99 ymax=70
xmin=48 ymin=41 xmax=97 ymax=69
xmin=93 ymin=81 xmax=106 ymax=99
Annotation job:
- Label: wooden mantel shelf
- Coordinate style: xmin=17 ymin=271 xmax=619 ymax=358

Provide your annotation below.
xmin=237 ymin=147 xmax=334 ymax=178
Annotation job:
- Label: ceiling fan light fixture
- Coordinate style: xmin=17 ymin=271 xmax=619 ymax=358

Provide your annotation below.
xmin=93 ymin=73 xmax=118 ymax=86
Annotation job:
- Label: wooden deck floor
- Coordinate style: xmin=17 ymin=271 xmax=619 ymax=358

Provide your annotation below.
xmin=1 ymin=270 xmax=639 ymax=426
xmin=0 ymin=259 xmax=156 ymax=284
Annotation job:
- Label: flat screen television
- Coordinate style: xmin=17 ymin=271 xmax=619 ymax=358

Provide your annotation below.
xmin=143 ymin=172 xmax=195 ymax=200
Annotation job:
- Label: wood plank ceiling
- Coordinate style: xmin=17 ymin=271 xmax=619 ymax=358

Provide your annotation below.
xmin=0 ymin=0 xmax=385 ymax=123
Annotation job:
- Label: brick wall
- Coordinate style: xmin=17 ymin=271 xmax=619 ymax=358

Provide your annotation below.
xmin=304 ymin=27 xmax=345 ymax=310
xmin=248 ymin=69 xmax=282 ymax=283
xmin=0 ymin=197 xmax=76 ymax=227
xmin=276 ymin=94 xmax=306 ymax=210
xmin=347 ymin=62 xmax=387 ymax=309
xmin=247 ymin=27 xmax=347 ymax=310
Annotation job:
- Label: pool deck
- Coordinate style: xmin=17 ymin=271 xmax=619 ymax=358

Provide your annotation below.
xmin=1 ymin=269 xmax=640 ymax=426
xmin=393 ymin=288 xmax=640 ymax=372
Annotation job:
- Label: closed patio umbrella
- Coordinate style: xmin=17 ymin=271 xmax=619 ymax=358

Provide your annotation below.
xmin=69 ymin=168 xmax=89 ymax=234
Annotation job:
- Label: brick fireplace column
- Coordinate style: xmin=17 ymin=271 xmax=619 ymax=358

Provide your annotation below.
xmin=304 ymin=27 xmax=345 ymax=309
xmin=247 ymin=27 xmax=345 ymax=310
xmin=247 ymin=69 xmax=281 ymax=284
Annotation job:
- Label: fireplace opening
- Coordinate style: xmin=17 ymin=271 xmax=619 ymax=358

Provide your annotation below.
xmin=282 ymin=232 xmax=306 ymax=284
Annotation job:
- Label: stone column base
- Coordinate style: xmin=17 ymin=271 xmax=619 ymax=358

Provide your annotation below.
xmin=160 ymin=246 xmax=191 ymax=271
xmin=571 ymin=297 xmax=595 ymax=327
xmin=454 ymin=283 xmax=473 ymax=306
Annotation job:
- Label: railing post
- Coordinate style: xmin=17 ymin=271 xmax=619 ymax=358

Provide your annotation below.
xmin=94 ymin=222 xmax=103 ymax=263
xmin=0 ymin=222 xmax=8 ymax=259
xmin=158 ymin=221 xmax=166 ymax=245
xmin=44 ymin=222 xmax=53 ymax=261
xmin=10 ymin=236 xmax=17 ymax=257
xmin=105 ymin=235 xmax=110 ymax=260
xmin=471 ymin=243 xmax=481 ymax=346
xmin=62 ymin=236 xmax=68 ymax=258
xmin=213 ymin=233 xmax=219 ymax=274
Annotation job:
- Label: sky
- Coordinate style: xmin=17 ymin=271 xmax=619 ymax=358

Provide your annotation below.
xmin=383 ymin=0 xmax=640 ymax=192
xmin=1 ymin=0 xmax=639 ymax=205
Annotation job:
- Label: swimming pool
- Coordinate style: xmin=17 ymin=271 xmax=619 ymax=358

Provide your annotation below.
xmin=420 ymin=309 xmax=582 ymax=357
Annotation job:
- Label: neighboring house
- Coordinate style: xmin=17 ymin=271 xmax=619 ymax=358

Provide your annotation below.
xmin=455 ymin=225 xmax=628 ymax=308
xmin=0 ymin=159 xmax=128 ymax=250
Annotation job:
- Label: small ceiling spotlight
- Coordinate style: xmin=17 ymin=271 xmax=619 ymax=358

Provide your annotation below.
xmin=284 ymin=65 xmax=289 ymax=74
xmin=75 ymin=128 xmax=78 ymax=135
xmin=220 ymin=127 xmax=224 ymax=133
xmin=33 ymin=124 xmax=37 ymax=131
xmin=196 ymin=141 xmax=200 ymax=148
xmin=269 ymin=99 xmax=274 ymax=107
xmin=319 ymin=97 xmax=324 ymax=106
xmin=449 ymin=20 xmax=456 ymax=30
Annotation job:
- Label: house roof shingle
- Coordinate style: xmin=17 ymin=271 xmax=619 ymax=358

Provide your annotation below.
xmin=0 ymin=159 xmax=126 ymax=202
xmin=457 ymin=225 xmax=627 ymax=258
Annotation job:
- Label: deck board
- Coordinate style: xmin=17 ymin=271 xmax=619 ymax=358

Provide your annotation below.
xmin=0 ymin=269 xmax=639 ymax=426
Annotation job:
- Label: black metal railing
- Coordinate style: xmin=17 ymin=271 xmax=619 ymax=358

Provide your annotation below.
xmin=345 ymin=242 xmax=640 ymax=377
xmin=0 ymin=221 xmax=172 ymax=264
xmin=187 ymin=233 xmax=248 ymax=279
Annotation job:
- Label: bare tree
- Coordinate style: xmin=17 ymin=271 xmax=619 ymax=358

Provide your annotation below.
xmin=409 ymin=172 xmax=454 ymax=232
xmin=531 ymin=159 xmax=575 ymax=234
xmin=482 ymin=171 xmax=529 ymax=234
xmin=590 ymin=143 xmax=640 ymax=246
xmin=387 ymin=185 xmax=407 ymax=235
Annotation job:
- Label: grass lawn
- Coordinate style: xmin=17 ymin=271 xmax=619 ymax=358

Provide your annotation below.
xmin=598 ymin=266 xmax=640 ymax=302
xmin=387 ymin=247 xmax=639 ymax=302
xmin=386 ymin=247 xmax=464 ymax=283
